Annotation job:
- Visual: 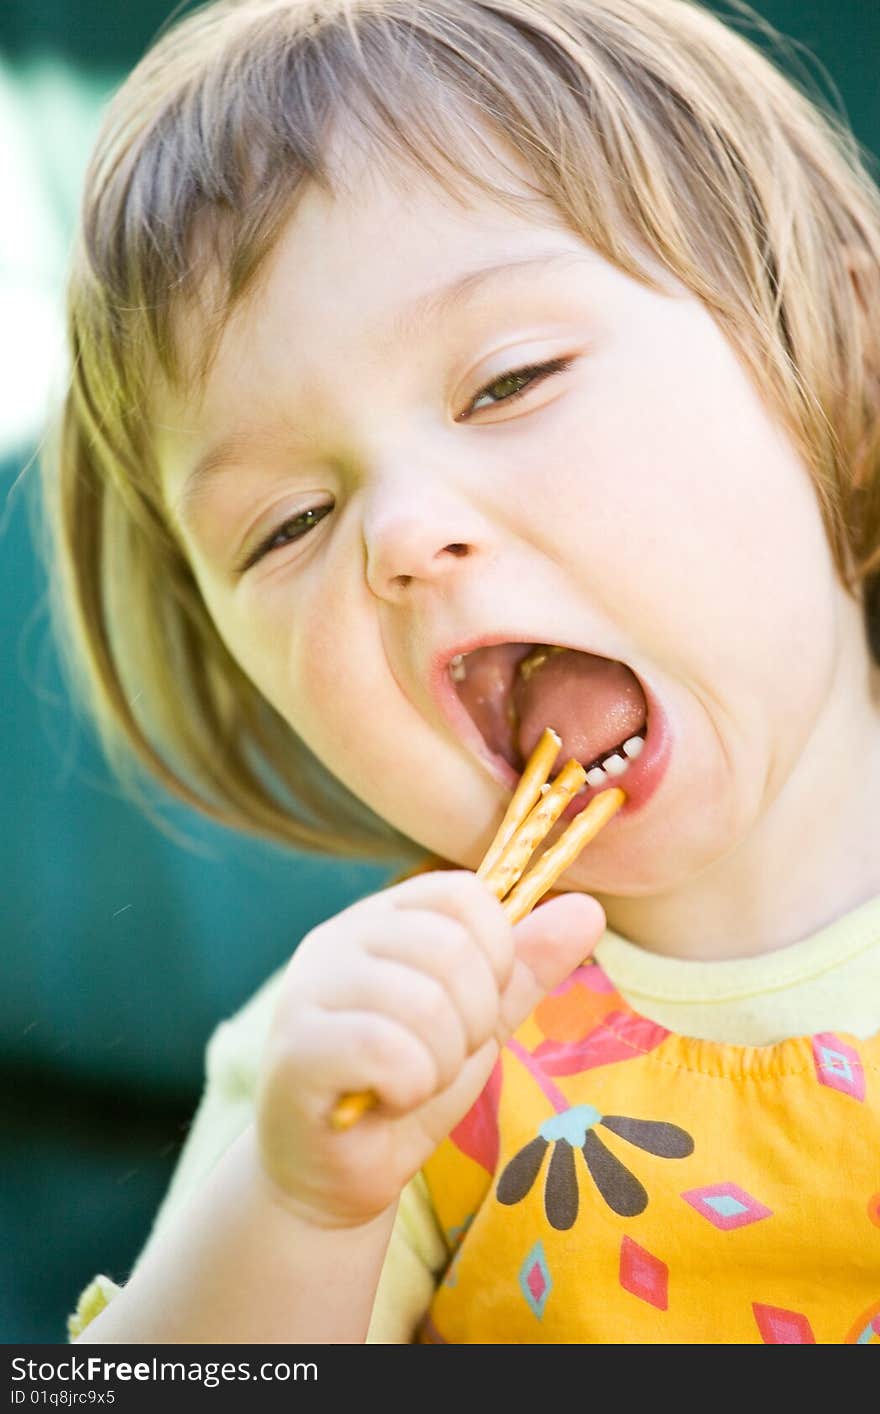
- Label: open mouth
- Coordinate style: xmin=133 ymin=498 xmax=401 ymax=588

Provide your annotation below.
xmin=449 ymin=642 xmax=649 ymax=792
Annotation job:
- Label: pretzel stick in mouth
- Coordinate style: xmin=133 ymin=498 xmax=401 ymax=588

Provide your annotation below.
xmin=499 ymin=784 xmax=624 ymax=924
xmin=480 ymin=756 xmax=590 ymax=901
xmin=328 ymin=730 xmax=625 ymax=1131
xmin=476 ymin=726 xmax=563 ymax=878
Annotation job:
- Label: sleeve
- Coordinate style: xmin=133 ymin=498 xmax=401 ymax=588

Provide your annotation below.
xmin=67 ymin=1275 xmax=121 ymax=1341
xmin=67 ymin=965 xmax=448 ymax=1343
xmin=366 ymin=1172 xmax=448 ymax=1343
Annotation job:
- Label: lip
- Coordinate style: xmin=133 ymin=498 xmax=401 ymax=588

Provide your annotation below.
xmin=430 ymin=633 xmax=672 ymax=824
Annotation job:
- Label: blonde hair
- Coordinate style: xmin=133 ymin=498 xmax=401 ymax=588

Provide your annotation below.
xmin=38 ymin=0 xmax=880 ymax=860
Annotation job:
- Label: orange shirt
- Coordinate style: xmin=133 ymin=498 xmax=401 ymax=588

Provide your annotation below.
xmin=420 ymin=959 xmax=880 ymax=1344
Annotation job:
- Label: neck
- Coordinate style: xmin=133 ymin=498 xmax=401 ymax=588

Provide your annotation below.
xmin=600 ymin=629 xmax=880 ymax=961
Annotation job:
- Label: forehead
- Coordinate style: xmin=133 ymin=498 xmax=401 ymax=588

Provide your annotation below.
xmin=237 ymin=180 xmax=578 ymax=359
xmin=158 ymin=148 xmax=588 ymax=454
xmin=214 ymin=144 xmax=573 ymax=339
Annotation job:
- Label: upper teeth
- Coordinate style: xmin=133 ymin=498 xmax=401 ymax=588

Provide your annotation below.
xmin=449 ymin=654 xmax=466 ymax=682
xmin=517 ymin=644 xmax=566 ymax=682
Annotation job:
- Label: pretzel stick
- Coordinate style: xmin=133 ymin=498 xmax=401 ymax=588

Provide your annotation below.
xmin=329 ymin=740 xmax=623 ymax=1133
xmin=476 ymin=726 xmax=561 ymax=878
xmin=500 ymin=786 xmax=625 ymax=923
xmin=479 ymin=757 xmax=587 ymax=900
xmin=328 ymin=1089 xmax=376 ymax=1131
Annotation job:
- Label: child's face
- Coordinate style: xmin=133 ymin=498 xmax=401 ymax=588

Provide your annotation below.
xmin=159 ymin=146 xmax=854 ymax=896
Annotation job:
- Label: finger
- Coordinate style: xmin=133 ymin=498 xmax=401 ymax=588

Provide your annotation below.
xmin=413 ymin=1038 xmax=502 ymax=1150
xmin=389 ymin=870 xmax=514 ymax=989
xmin=282 ymin=1005 xmax=443 ymax=1117
xmin=498 ymin=892 xmax=606 ymax=1041
xmin=361 ymin=911 xmax=502 ymax=1052
xmin=322 ymin=956 xmax=470 ymax=1091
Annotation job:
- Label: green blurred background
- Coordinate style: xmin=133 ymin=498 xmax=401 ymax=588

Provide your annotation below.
xmin=1 ymin=2 xmax=878 ymax=1343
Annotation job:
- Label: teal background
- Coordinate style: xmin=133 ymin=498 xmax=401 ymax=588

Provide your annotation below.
xmin=1 ymin=2 xmax=878 ymax=1343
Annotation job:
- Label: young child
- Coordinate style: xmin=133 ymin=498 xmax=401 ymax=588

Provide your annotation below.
xmin=46 ymin=0 xmax=880 ymax=1344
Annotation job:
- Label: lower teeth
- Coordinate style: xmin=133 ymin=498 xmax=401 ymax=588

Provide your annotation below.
xmin=583 ymin=733 xmax=645 ymax=785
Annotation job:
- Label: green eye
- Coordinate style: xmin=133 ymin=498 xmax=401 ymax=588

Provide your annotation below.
xmin=486 ymin=370 xmax=534 ymax=400
xmin=467 ymin=356 xmax=574 ymax=415
xmin=238 ymin=502 xmax=333 ymax=574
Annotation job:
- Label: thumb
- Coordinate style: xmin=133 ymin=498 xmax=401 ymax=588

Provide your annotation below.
xmin=498 ymin=892 xmax=606 ymax=1041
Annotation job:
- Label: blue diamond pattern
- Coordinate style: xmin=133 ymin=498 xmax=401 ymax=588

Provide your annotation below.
xmin=705 ymin=1194 xmax=748 ymax=1218
xmin=820 ymin=1046 xmax=853 ymax=1083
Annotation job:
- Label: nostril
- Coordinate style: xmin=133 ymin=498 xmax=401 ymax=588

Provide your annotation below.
xmin=390 ymin=545 xmax=469 ymax=588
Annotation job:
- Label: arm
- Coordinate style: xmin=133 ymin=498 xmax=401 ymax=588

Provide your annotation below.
xmin=75 ymin=1123 xmax=394 ymax=1344
xmin=75 ymin=874 xmax=604 ymax=1344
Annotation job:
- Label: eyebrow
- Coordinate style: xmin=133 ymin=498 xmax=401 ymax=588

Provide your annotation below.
xmin=379 ymin=249 xmax=580 ymax=352
xmin=173 ymin=249 xmax=580 ymax=529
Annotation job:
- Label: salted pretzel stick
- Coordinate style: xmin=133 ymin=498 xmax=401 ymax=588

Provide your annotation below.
xmin=476 ymin=726 xmax=562 ymax=878
xmin=329 ymin=744 xmax=618 ymax=1132
xmin=479 ymin=757 xmax=587 ymax=899
xmin=501 ymin=786 xmax=625 ymax=923
xmin=328 ymin=1089 xmax=376 ymax=1131
xmin=331 ymin=735 xmax=565 ymax=1131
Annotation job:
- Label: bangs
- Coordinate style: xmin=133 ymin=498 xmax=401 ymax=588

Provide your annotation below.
xmin=75 ymin=0 xmax=879 ymax=498
xmin=75 ymin=0 xmax=694 ymax=479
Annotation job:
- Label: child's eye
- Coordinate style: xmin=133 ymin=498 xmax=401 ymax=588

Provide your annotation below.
xmin=463 ymin=355 xmax=575 ymax=417
xmin=236 ymin=502 xmax=333 ymax=574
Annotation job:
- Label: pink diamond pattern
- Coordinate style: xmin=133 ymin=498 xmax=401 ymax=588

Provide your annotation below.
xmin=527 ymin=1264 xmax=547 ymax=1303
xmin=619 ymin=1235 xmax=668 ymax=1310
xmin=753 ymin=1303 xmax=816 ymax=1344
xmin=681 ymin=1181 xmax=772 ymax=1230
xmin=812 ymin=1033 xmax=865 ymax=1101
xmin=519 ymin=1241 xmax=552 ymax=1319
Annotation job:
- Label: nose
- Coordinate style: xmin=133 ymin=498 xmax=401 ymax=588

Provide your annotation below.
xmin=363 ymin=482 xmax=491 ymax=599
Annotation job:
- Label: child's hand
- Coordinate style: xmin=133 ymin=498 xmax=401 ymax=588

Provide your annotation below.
xmin=255 ymin=871 xmax=605 ymax=1229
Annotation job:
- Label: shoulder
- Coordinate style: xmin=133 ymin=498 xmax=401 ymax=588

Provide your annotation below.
xmin=367 ymin=1174 xmax=448 ymax=1343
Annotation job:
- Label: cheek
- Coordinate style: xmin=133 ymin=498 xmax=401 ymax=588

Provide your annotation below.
xmin=529 ymin=330 xmax=837 ymax=690
xmin=190 ymin=567 xmax=319 ymax=734
xmin=235 ymin=583 xmax=356 ymax=740
xmin=244 ymin=572 xmax=395 ymax=784
xmin=292 ymin=625 xmax=358 ymax=738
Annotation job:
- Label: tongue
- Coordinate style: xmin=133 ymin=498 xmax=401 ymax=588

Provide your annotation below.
xmin=512 ymin=646 xmax=647 ymax=771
